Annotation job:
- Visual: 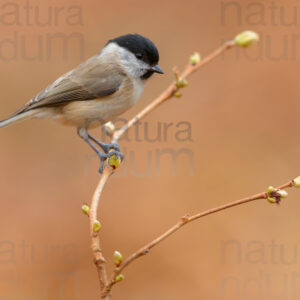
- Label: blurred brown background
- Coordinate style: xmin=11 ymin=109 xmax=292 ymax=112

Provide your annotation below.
xmin=0 ymin=0 xmax=300 ymax=299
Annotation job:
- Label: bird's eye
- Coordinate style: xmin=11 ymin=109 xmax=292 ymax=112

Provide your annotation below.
xmin=135 ymin=53 xmax=143 ymax=59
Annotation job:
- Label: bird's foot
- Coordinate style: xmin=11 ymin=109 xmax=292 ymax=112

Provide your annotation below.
xmin=100 ymin=142 xmax=121 ymax=154
xmin=88 ymin=135 xmax=120 ymax=153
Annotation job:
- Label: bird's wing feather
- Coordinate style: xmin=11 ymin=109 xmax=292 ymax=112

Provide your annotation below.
xmin=15 ymin=55 xmax=125 ymax=115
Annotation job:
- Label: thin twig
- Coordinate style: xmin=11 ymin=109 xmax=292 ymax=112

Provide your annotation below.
xmin=102 ymin=180 xmax=294 ymax=296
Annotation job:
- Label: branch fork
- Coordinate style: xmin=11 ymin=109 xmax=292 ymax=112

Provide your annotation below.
xmin=78 ymin=31 xmax=299 ymax=300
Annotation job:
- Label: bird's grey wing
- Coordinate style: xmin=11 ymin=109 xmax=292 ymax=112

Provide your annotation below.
xmin=15 ymin=56 xmax=125 ymax=114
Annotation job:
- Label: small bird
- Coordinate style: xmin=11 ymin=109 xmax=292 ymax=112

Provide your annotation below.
xmin=0 ymin=34 xmax=164 ymax=173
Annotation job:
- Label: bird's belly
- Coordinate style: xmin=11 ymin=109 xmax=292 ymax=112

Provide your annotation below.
xmin=59 ymin=82 xmax=144 ymax=128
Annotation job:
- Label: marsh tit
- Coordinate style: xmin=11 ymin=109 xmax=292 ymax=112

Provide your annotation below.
xmin=0 ymin=34 xmax=164 ymax=173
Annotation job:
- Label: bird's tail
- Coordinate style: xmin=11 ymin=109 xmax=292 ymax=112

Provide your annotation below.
xmin=0 ymin=110 xmax=38 ymax=128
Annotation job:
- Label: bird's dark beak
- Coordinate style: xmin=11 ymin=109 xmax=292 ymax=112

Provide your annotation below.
xmin=151 ymin=64 xmax=164 ymax=74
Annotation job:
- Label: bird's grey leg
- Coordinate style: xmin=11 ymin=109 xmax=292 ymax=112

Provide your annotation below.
xmin=88 ymin=134 xmax=120 ymax=153
xmin=77 ymin=128 xmax=123 ymax=174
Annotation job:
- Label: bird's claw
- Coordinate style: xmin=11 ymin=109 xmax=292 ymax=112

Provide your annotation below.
xmin=101 ymin=142 xmax=120 ymax=154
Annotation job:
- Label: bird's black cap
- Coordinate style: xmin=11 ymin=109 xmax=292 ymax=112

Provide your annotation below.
xmin=108 ymin=34 xmax=160 ymax=67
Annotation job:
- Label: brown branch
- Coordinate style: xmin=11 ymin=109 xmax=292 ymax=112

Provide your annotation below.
xmin=112 ymin=40 xmax=236 ymax=143
xmin=102 ymin=180 xmax=295 ymax=296
xmin=88 ymin=168 xmax=112 ymax=299
xmin=86 ymin=37 xmax=256 ymax=299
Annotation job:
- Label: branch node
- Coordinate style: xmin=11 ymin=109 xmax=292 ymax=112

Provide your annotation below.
xmin=267 ymin=186 xmax=289 ymax=205
xmin=94 ymin=257 xmax=106 ymax=265
xmin=181 ymin=214 xmax=190 ymax=223
xmin=142 ymin=248 xmax=150 ymax=255
xmin=173 ymin=66 xmax=188 ymax=89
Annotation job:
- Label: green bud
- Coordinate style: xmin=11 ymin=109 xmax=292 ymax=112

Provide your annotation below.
xmin=113 ymin=251 xmax=123 ymax=265
xmin=104 ymin=121 xmax=115 ymax=132
xmin=278 ymin=190 xmax=288 ymax=198
xmin=173 ymin=91 xmax=181 ymax=98
xmin=293 ymin=176 xmax=300 ymax=187
xmin=189 ymin=52 xmax=201 ymax=65
xmin=267 ymin=197 xmax=277 ymax=204
xmin=93 ymin=220 xmax=102 ymax=233
xmin=115 ymin=274 xmax=124 ymax=282
xmin=267 ymin=186 xmax=275 ymax=194
xmin=176 ymin=78 xmax=188 ymax=89
xmin=234 ymin=31 xmax=259 ymax=47
xmin=108 ymin=154 xmax=122 ymax=170
xmin=81 ymin=204 xmax=90 ymax=215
